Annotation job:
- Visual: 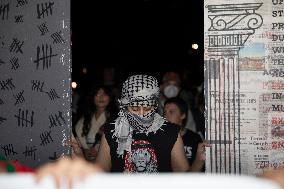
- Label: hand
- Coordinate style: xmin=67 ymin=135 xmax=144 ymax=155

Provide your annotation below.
xmin=195 ymin=141 xmax=211 ymax=162
xmin=190 ymin=141 xmax=211 ymax=172
xmin=36 ymin=157 xmax=103 ymax=189
xmin=261 ymin=167 xmax=284 ymax=188
xmin=66 ymin=137 xmax=84 ymax=158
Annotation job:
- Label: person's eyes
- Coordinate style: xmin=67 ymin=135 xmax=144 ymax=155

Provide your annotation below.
xmin=131 ymin=107 xmax=139 ymax=111
xmin=144 ymin=107 xmax=152 ymax=111
xmin=169 ymin=110 xmax=176 ymax=114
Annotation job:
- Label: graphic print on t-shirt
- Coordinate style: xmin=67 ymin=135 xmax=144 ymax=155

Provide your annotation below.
xmin=124 ymin=140 xmax=158 ymax=173
xmin=184 ymin=146 xmax=193 ymax=159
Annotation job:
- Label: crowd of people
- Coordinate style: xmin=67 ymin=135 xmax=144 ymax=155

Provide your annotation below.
xmin=71 ymin=71 xmax=207 ymax=172
xmin=1 ymin=72 xmax=284 ymax=189
xmin=34 ymin=72 xmax=284 ymax=189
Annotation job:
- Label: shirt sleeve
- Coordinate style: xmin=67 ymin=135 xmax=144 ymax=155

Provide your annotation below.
xmin=162 ymin=122 xmax=181 ymax=151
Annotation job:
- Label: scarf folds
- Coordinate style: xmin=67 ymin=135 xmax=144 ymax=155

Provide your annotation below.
xmin=111 ymin=112 xmax=165 ymax=157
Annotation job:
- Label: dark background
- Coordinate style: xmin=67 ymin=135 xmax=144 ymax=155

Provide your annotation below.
xmin=71 ymin=1 xmax=204 ymax=94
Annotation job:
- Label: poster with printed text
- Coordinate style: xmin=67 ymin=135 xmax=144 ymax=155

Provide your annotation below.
xmin=204 ymin=0 xmax=284 ymax=175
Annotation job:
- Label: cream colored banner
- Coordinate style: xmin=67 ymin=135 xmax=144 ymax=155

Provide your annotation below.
xmin=204 ymin=0 xmax=284 ymax=175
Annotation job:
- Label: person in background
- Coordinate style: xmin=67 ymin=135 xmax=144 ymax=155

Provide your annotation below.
xmin=71 ymin=86 xmax=118 ymax=161
xmin=43 ymin=75 xmax=194 ymax=173
xmin=102 ymin=66 xmax=120 ymax=101
xmin=163 ymin=97 xmax=206 ymax=171
xmin=158 ymin=71 xmax=197 ymax=133
xmin=36 ymin=74 xmax=208 ymax=189
xmin=96 ymin=74 xmax=192 ymax=173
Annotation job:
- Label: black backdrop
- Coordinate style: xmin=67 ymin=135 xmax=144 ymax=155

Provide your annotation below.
xmin=71 ymin=2 xmax=204 ymax=93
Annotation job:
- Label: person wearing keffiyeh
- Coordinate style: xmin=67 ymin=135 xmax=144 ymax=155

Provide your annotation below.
xmin=95 ymin=74 xmax=190 ymax=172
xmin=36 ymin=75 xmax=192 ymax=184
xmin=35 ymin=75 xmax=284 ymax=188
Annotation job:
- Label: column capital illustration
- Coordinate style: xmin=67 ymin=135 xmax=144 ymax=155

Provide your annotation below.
xmin=206 ymin=3 xmax=263 ymax=49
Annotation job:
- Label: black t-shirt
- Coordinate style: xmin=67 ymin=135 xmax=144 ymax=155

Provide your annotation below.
xmin=104 ymin=121 xmax=180 ymax=173
xmin=182 ymin=129 xmax=203 ymax=165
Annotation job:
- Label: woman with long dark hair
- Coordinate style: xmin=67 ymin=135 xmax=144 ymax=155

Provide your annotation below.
xmin=72 ymin=86 xmax=118 ymax=161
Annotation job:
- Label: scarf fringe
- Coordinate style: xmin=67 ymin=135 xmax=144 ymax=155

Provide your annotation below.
xmin=111 ymin=113 xmax=165 ymax=157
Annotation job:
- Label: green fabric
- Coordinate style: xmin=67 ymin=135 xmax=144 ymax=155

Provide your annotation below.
xmin=0 ymin=155 xmax=16 ymax=172
xmin=6 ymin=164 xmax=15 ymax=172
xmin=0 ymin=155 xmax=7 ymax=161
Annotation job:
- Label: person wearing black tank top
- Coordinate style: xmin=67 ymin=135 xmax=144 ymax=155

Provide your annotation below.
xmin=164 ymin=97 xmax=209 ymax=172
xmin=95 ymin=74 xmax=189 ymax=173
xmin=36 ymin=75 xmax=284 ymax=189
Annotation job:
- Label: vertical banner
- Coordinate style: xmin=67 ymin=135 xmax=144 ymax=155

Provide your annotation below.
xmin=0 ymin=0 xmax=71 ymax=168
xmin=205 ymin=0 xmax=284 ymax=175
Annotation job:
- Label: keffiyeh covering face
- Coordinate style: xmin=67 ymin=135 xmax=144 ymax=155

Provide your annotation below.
xmin=112 ymin=75 xmax=166 ymax=156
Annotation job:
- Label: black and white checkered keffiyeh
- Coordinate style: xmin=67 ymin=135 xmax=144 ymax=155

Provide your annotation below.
xmin=112 ymin=75 xmax=166 ymax=157
xmin=119 ymin=75 xmax=159 ymax=107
